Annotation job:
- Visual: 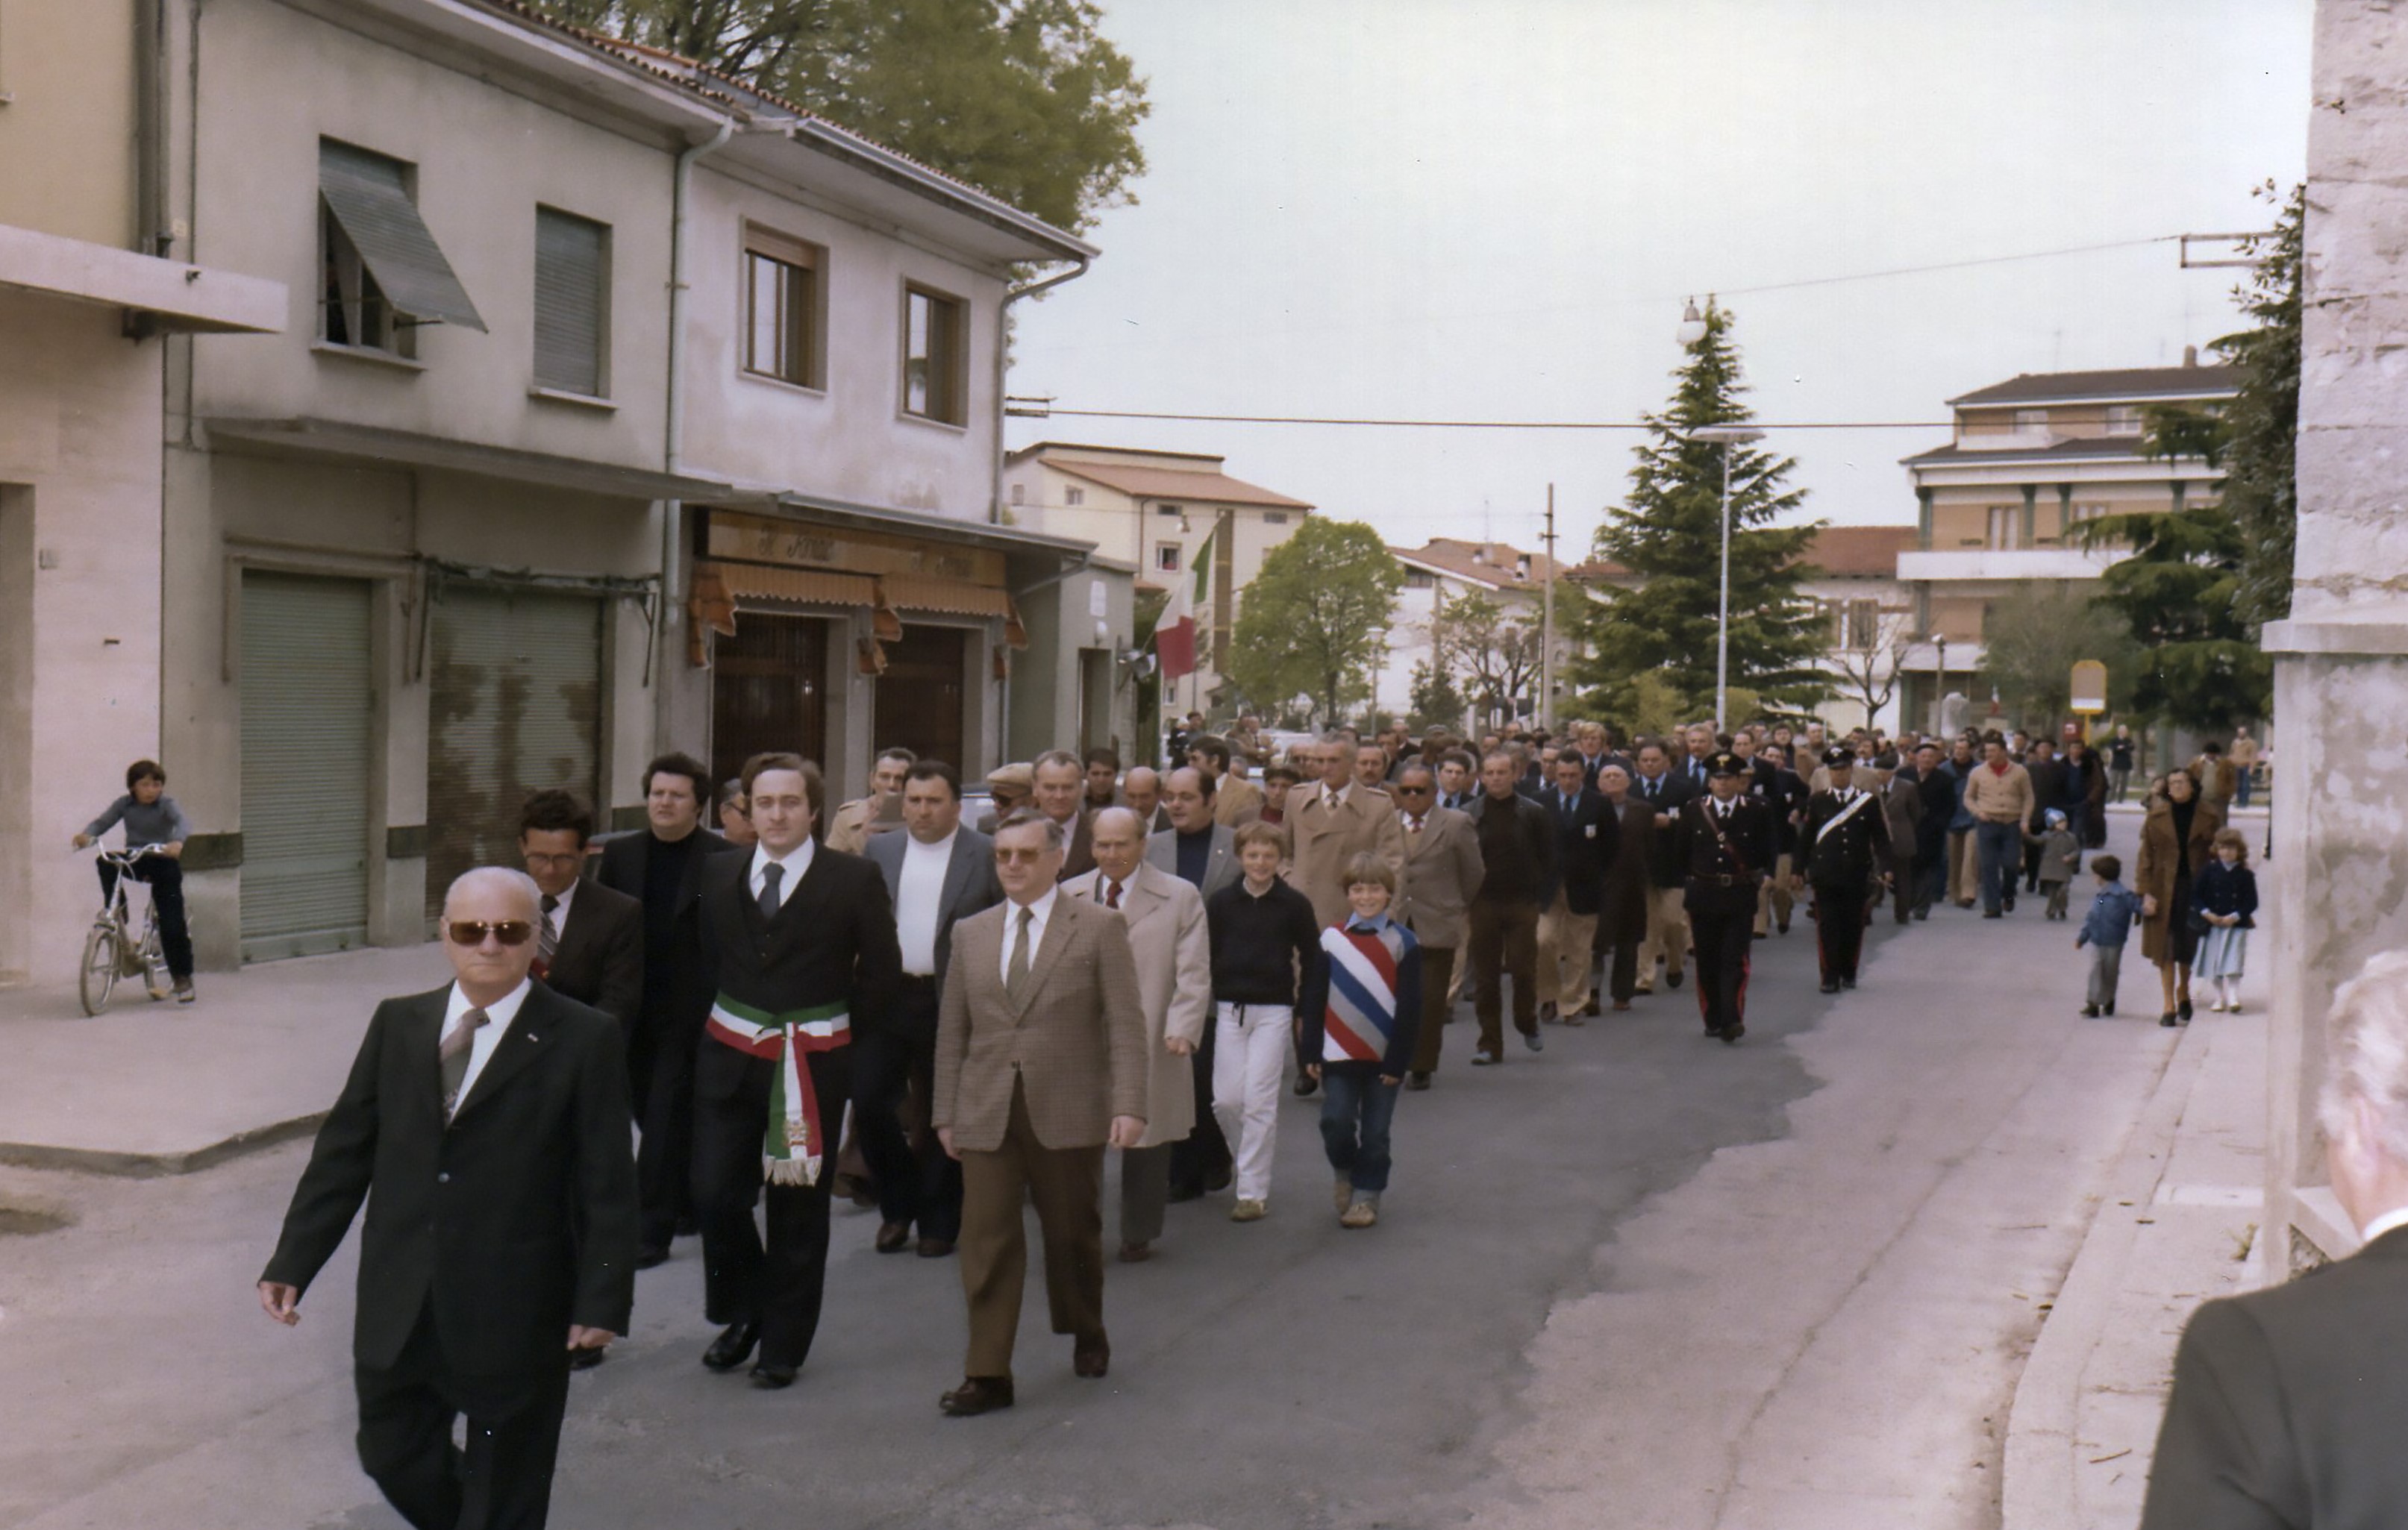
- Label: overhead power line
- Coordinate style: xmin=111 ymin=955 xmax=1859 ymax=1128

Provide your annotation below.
xmin=1010 ymin=406 xmax=1949 ymax=430
xmin=1701 ymin=234 xmax=2185 ymax=298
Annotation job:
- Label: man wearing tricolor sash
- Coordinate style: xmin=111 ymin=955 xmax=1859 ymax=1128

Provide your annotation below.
xmin=692 ymin=753 xmax=901 ymax=1391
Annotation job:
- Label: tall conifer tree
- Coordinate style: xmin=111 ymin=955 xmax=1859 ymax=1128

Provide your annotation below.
xmin=1572 ymin=302 xmax=1827 ymax=722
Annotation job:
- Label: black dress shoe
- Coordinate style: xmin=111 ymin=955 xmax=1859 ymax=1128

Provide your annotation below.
xmin=1582 ymin=996 xmax=1603 ymax=1017
xmin=569 ymin=1346 xmax=607 ymax=1372
xmin=634 ymin=1245 xmax=670 ymax=1270
xmin=1723 ymin=1021 xmax=1745 ymax=1044
xmin=1203 ymin=1166 xmax=1233 ymax=1194
xmin=939 ymin=1376 xmax=1016 ymax=1416
xmin=2178 ymin=997 xmax=2195 ymax=1021
xmin=704 ymin=1319 xmax=761 ymax=1373
xmin=1073 ymin=1335 xmax=1110 ymax=1379
xmin=751 ymin=1361 xmax=798 ymax=1389
xmin=1405 ymin=1071 xmax=1431 ymax=1091
xmin=1819 ymin=979 xmax=1841 ymax=994
xmin=916 ymin=1237 xmax=955 ymax=1258
xmin=1777 ymin=919 xmax=1790 ymax=935
xmin=1292 ymin=1073 xmax=1319 ymax=1097
xmin=2160 ymin=1012 xmax=2179 ymax=1027
xmin=875 ymin=1220 xmax=913 ymax=1254
xmin=1666 ymin=970 xmax=1683 ymax=989
xmin=1841 ymin=977 xmax=1857 ymax=990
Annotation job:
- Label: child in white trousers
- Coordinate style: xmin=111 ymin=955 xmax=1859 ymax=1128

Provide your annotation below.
xmin=1201 ymin=822 xmax=1324 ymax=1221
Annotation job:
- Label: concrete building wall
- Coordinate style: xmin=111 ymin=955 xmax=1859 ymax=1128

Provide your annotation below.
xmin=0 ymin=293 xmax=168 ymax=986
xmin=0 ymin=0 xmax=140 ymax=245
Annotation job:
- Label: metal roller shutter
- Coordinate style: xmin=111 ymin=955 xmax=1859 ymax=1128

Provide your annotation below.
xmin=240 ymin=573 xmax=373 ymax=961
xmin=534 ymin=208 xmax=607 ymax=395
xmin=426 ymin=586 xmax=602 ymax=920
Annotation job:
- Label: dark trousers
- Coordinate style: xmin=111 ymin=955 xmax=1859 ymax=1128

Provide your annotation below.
xmin=1319 ymin=1066 xmax=1401 ymax=1194
xmin=1688 ymin=898 xmax=1757 ymax=1034
xmin=1601 ymin=900 xmax=1646 ymax=1003
xmin=354 ymin=1304 xmax=570 ymax=1530
xmin=958 ymin=1078 xmax=1106 ymax=1379
xmin=631 ymin=1015 xmax=700 ymax=1250
xmin=96 ymin=854 xmax=193 ymax=979
xmin=692 ymin=1045 xmax=851 ymax=1370
xmin=1976 ymin=821 xmax=2022 ymax=913
xmin=851 ymin=979 xmax=962 ymax=1243
xmin=1168 ymin=1023 xmax=1233 ymax=1197
xmin=2023 ymin=835 xmax=2046 ymax=892
xmin=1120 ymin=1143 xmax=1172 ymax=1247
xmin=1467 ymin=898 xmax=1541 ymax=1053
xmin=1813 ymin=882 xmax=1870 ymax=983
xmin=1914 ymin=848 xmax=1945 ymax=915
xmin=1405 ymin=945 xmax=1456 ymax=1074
xmin=1889 ymin=857 xmax=1918 ymax=923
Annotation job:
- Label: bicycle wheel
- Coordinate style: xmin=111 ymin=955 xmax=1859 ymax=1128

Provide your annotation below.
xmin=79 ymin=924 xmax=121 ymax=1016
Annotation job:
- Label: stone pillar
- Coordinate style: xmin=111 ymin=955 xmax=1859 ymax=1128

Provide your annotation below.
xmin=2260 ymin=0 xmax=2408 ymax=1283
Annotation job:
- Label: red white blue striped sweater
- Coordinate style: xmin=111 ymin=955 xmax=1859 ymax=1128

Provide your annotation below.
xmin=1296 ymin=915 xmax=1424 ymax=1076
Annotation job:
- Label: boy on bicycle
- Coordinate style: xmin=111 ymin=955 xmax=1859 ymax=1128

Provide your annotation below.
xmin=72 ymin=759 xmax=196 ymax=1003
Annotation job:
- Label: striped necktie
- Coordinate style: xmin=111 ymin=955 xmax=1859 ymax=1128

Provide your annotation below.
xmin=440 ymin=1008 xmax=488 ymax=1119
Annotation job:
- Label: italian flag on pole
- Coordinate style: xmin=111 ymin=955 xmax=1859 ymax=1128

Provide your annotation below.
xmin=1149 ymin=523 xmax=1214 ymax=683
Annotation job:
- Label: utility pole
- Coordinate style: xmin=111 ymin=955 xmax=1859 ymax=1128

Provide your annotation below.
xmin=1540 ymin=484 xmax=1557 ymax=733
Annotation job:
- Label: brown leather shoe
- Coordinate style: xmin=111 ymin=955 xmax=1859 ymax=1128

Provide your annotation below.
xmin=939 ymin=1376 xmax=1015 ymax=1416
xmin=1611 ymin=1000 xmax=1631 ymax=1012
xmin=1073 ymin=1334 xmax=1110 ymax=1379
xmin=875 ymin=1220 xmax=912 ymax=1254
xmin=1117 ymin=1241 xmax=1151 ymax=1263
xmin=916 ymin=1237 xmax=955 ymax=1258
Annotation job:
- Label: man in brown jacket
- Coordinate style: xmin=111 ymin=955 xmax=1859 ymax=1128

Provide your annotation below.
xmin=1963 ymin=732 xmax=2034 ymax=918
xmin=1389 ymin=762 xmax=1483 ymax=1090
xmin=932 ymin=810 xmax=1147 ymax=1417
xmin=1288 ymin=733 xmax=1407 ymax=927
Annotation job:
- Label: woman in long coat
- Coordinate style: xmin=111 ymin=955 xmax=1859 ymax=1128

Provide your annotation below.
xmin=2135 ymin=768 xmax=2224 ymax=1026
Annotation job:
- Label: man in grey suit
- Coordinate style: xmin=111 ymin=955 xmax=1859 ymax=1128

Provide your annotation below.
xmin=1147 ymin=766 xmax=1238 ymax=897
xmin=2142 ymin=949 xmax=2408 ymax=1529
xmin=933 ymin=811 xmax=1147 ymax=1417
xmin=1389 ymin=763 xmax=1483 ymax=1090
xmin=1066 ymin=808 xmax=1210 ymax=1263
xmin=860 ymin=762 xmax=1001 ymax=1258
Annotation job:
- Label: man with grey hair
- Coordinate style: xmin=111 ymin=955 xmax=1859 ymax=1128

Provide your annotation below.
xmin=2140 ymin=948 xmax=2408 ymax=1527
xmin=260 ymin=866 xmax=638 ymax=1530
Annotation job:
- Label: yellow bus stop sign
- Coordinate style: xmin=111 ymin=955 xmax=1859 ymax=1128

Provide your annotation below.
xmin=2070 ymin=659 xmax=2109 ymax=715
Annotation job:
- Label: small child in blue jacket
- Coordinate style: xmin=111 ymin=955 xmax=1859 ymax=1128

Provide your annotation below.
xmin=2075 ymin=853 xmax=2143 ymax=1018
xmin=1297 ymin=853 xmax=1422 ymax=1229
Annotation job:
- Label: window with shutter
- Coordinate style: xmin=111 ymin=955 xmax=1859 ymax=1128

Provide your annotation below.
xmin=534 ymin=207 xmax=609 ymax=396
xmin=743 ymin=225 xmax=824 ymax=388
xmin=317 ymin=138 xmax=484 ymax=351
xmin=901 ymin=283 xmax=968 ymax=424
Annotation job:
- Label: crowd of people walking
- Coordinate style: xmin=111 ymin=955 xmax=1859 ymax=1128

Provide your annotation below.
xmin=237 ymin=705 xmax=2264 ymax=1529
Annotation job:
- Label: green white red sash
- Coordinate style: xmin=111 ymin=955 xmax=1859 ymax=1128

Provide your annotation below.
xmin=707 ymin=995 xmax=851 ymax=1186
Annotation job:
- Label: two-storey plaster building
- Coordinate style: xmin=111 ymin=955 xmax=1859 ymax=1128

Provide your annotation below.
xmin=1 ymin=0 xmax=1130 ymax=978
xmin=1893 ymin=358 xmax=2237 ymax=730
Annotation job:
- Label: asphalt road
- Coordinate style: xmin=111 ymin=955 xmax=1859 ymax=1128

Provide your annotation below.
xmin=0 ymin=838 xmax=2171 ymax=1530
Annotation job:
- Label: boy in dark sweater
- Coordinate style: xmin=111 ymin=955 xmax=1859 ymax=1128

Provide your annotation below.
xmin=1203 ymin=822 xmax=1323 ymax=1221
xmin=72 ymin=759 xmax=197 ymax=1002
xmin=1298 ymin=853 xmax=1423 ymax=1228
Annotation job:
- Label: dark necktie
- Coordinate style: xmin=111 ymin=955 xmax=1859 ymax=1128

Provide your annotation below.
xmin=757 ymin=861 xmax=784 ymax=922
xmin=537 ymin=894 xmax=560 ymax=971
xmin=1006 ymin=906 xmax=1033 ymax=1004
xmin=1104 ymin=880 xmax=1122 ymax=909
xmin=440 ymin=1007 xmax=489 ymax=1118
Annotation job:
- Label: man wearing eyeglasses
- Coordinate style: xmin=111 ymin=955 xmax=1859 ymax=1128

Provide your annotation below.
xmin=690 ymin=753 xmax=901 ymax=1391
xmin=259 ymin=866 xmax=638 ymax=1530
xmin=1388 ymin=762 xmax=1483 ymax=1090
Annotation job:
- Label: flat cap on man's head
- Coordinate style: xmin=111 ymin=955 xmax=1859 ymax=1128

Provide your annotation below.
xmin=985 ymin=762 xmax=1033 ymax=792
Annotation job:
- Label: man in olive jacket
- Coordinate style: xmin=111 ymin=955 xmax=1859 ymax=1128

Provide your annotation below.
xmin=259 ymin=867 xmax=637 ymax=1530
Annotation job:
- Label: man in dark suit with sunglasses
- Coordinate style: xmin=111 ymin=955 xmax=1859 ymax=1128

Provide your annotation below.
xmin=259 ymin=866 xmax=638 ymax=1530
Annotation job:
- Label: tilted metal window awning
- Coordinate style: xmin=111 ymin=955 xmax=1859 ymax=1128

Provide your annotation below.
xmin=319 ymin=139 xmax=487 ymax=333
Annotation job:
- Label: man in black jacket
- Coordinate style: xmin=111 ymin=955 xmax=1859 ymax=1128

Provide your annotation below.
xmin=1671 ymin=753 xmax=1776 ymax=1043
xmin=1535 ymin=753 xmax=1619 ymax=1023
xmin=597 ymin=753 xmax=740 ymax=1267
xmin=518 ymin=789 xmax=641 ymax=1032
xmin=1751 ymin=743 xmax=1810 ymax=938
xmin=2021 ymin=737 xmax=2067 ymax=895
xmin=1465 ymin=750 xmax=1559 ymax=1065
xmin=1795 ymin=748 xmax=1893 ymax=994
xmin=1910 ymin=742 xmax=1954 ymax=920
xmin=692 ymin=753 xmax=901 ymax=1389
xmin=260 ymin=867 xmax=637 ymax=1530
xmin=1629 ymin=739 xmax=1699 ymax=993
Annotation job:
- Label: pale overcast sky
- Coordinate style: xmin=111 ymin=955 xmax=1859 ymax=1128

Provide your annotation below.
xmin=1003 ymin=0 xmax=2315 ymax=560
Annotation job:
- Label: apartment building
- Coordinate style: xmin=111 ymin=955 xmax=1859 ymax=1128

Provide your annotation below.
xmin=0 ymin=0 xmax=286 ymax=985
xmin=1892 ymin=357 xmax=2237 ymax=730
xmin=7 ymin=0 xmax=1125 ymax=974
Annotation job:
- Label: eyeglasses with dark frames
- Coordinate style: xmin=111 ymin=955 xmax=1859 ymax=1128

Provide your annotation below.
xmin=446 ymin=921 xmax=535 ymax=947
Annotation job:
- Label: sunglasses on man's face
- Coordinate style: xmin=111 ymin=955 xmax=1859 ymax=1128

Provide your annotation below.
xmin=447 ymin=921 xmax=534 ymax=947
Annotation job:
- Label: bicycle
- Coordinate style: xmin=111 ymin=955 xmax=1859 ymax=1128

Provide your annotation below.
xmin=80 ymin=844 xmax=174 ymax=1016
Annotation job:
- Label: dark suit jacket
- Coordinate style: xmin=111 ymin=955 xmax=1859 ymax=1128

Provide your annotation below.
xmin=2024 ymin=757 xmax=2070 ymax=832
xmin=1598 ymin=797 xmax=1653 ymax=937
xmin=597 ymin=828 xmax=740 ymax=1032
xmin=2142 ymin=1224 xmax=2408 ymax=1530
xmin=696 ymin=847 xmax=902 ymax=1102
xmin=1540 ymin=784 xmax=1620 ymax=917
xmin=1466 ymin=788 xmax=1560 ymax=909
xmin=864 ymin=826 xmax=1003 ymax=989
xmin=543 ymin=880 xmax=642 ymax=1029
xmin=1629 ymin=770 xmax=1700 ymax=887
xmin=1671 ymin=794 xmax=1777 ymax=916
xmin=262 ymin=982 xmax=637 ymax=1414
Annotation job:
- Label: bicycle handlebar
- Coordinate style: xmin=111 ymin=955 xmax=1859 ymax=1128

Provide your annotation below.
xmin=89 ymin=843 xmax=172 ymax=864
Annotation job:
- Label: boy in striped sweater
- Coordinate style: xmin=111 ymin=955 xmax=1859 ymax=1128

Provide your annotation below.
xmin=1298 ymin=853 xmax=1425 ymax=1229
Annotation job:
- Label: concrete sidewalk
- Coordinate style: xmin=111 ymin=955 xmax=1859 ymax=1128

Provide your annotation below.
xmin=2001 ymin=991 xmax=2267 ymax=1526
xmin=0 ymin=943 xmax=447 ymax=1173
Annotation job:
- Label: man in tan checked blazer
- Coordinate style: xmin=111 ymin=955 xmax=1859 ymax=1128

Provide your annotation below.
xmin=1288 ymin=733 xmax=1407 ymax=928
xmin=932 ymin=809 xmax=1148 ymax=1417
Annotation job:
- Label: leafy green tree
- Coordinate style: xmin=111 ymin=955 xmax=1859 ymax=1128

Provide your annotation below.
xmin=1433 ymin=591 xmax=1547 ymax=724
xmin=2218 ymin=182 xmax=2303 ymax=628
xmin=1976 ymin=585 xmax=2145 ymax=729
xmin=1406 ymin=659 xmax=1468 ymax=736
xmin=2071 ymin=480 xmax=2270 ymax=730
xmin=1228 ymin=518 xmax=1404 ymax=727
xmin=1570 ymin=301 xmax=1829 ymax=723
xmin=548 ymin=0 xmax=1148 ymax=234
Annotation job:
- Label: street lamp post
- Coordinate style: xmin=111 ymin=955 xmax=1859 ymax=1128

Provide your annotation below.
xmin=1686 ymin=423 xmax=1766 ymax=731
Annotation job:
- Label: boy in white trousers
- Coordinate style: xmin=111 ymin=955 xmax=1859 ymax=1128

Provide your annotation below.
xmin=1201 ymin=821 xmax=1323 ymax=1220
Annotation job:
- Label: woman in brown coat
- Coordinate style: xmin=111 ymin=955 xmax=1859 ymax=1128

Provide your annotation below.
xmin=2136 ymin=767 xmax=2224 ymax=1026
